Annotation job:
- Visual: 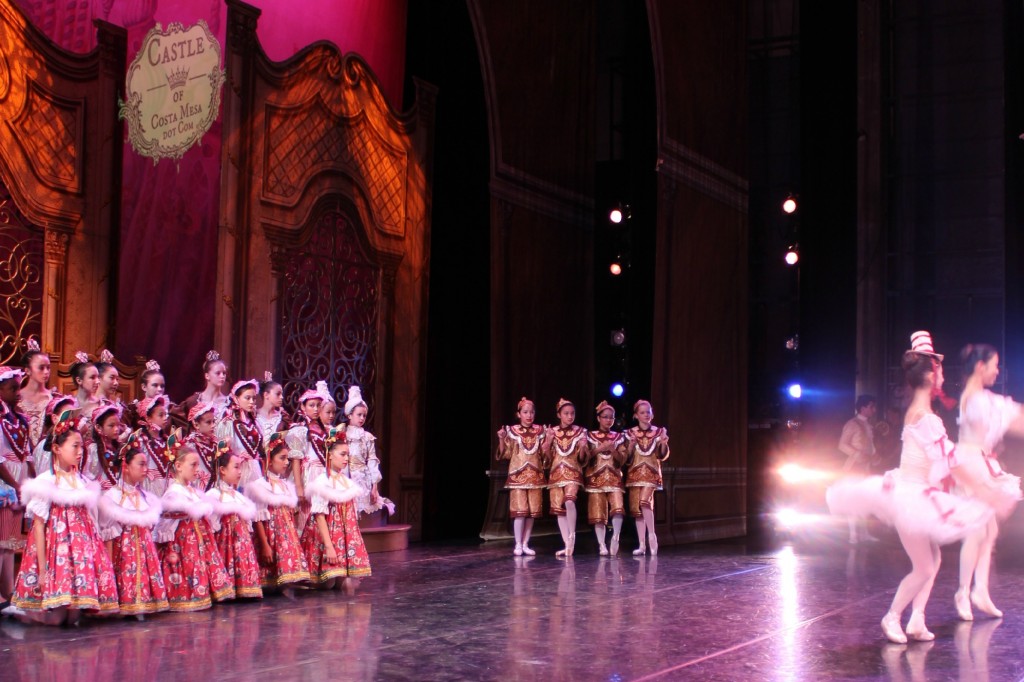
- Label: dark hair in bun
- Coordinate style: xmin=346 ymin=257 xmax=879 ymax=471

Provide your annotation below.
xmin=959 ymin=344 xmax=998 ymax=379
xmin=902 ymin=351 xmax=939 ymax=389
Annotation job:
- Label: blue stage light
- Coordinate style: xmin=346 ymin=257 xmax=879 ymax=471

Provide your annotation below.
xmin=788 ymin=383 xmax=802 ymax=399
xmin=611 ymin=383 xmax=625 ymax=397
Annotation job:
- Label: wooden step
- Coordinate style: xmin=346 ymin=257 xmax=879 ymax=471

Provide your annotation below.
xmin=361 ymin=523 xmax=412 ymax=553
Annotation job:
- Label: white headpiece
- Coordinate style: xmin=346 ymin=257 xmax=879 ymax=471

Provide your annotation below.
xmin=315 ymin=380 xmax=335 ymax=405
xmin=344 ymin=385 xmax=366 ymax=416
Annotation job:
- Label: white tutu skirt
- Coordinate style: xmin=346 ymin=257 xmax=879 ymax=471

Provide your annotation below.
xmin=826 ymin=470 xmax=993 ymax=545
xmin=951 ymin=445 xmax=1022 ymax=520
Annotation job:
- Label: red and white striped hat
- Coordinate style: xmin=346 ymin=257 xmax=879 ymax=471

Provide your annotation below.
xmin=909 ymin=330 xmax=944 ymax=361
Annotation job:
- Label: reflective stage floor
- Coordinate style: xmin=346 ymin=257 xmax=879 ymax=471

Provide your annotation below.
xmin=3 ymin=528 xmax=1024 ymax=681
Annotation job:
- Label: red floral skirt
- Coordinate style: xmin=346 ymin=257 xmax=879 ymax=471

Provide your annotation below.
xmin=260 ymin=505 xmax=310 ymax=588
xmin=159 ymin=517 xmax=235 ymax=611
xmin=299 ymin=500 xmax=371 ymax=584
xmin=214 ymin=514 xmax=263 ymax=599
xmin=13 ymin=504 xmax=119 ymax=613
xmin=110 ymin=525 xmax=170 ymax=615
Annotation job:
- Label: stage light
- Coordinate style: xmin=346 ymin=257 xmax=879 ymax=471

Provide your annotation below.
xmin=611 ymin=383 xmax=625 ymax=397
xmin=609 ymin=208 xmax=623 ymax=224
xmin=774 ymin=507 xmax=804 ymax=529
xmin=785 ymin=335 xmax=799 ymax=350
xmin=784 ymin=248 xmax=799 ymax=265
xmin=787 ymin=383 xmax=802 ymax=399
xmin=610 ymin=329 xmax=626 ymax=347
xmin=777 ymin=463 xmax=833 ymax=485
xmin=610 ymin=262 xmax=623 ymax=275
xmin=782 ymin=195 xmax=798 ymax=214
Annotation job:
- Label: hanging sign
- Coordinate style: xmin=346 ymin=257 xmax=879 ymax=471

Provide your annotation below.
xmin=119 ymin=20 xmax=225 ymax=163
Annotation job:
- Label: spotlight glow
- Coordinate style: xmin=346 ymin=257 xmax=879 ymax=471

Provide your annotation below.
xmin=774 ymin=507 xmax=812 ymax=529
xmin=610 ymin=262 xmax=623 ymax=275
xmin=611 ymin=383 xmax=625 ymax=397
xmin=785 ymin=249 xmax=799 ymax=266
xmin=788 ymin=384 xmax=802 ymax=399
xmin=782 ymin=196 xmax=797 ymax=214
xmin=776 ymin=462 xmax=833 ymax=485
xmin=609 ymin=208 xmax=623 ymax=224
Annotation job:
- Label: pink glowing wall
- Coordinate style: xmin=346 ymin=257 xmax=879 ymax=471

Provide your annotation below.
xmin=13 ymin=0 xmax=407 ymax=395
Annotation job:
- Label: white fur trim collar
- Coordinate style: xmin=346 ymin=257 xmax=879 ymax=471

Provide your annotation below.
xmin=243 ymin=475 xmax=298 ymax=509
xmin=20 ymin=472 xmax=100 ymax=508
xmin=160 ymin=483 xmax=213 ymax=519
xmin=307 ymin=472 xmax=364 ymax=505
xmin=204 ymin=485 xmax=257 ymax=521
xmin=98 ymin=487 xmax=162 ymax=528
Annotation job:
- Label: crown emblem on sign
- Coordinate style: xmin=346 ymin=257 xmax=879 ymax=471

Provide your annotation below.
xmin=167 ymin=66 xmax=190 ymax=90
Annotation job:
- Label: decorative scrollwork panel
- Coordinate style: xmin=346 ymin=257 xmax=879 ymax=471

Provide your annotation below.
xmin=0 ymin=178 xmax=44 ymax=364
xmin=280 ymin=209 xmax=379 ymax=426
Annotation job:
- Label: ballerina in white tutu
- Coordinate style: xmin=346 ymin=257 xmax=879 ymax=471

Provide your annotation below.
xmin=952 ymin=344 xmax=1024 ymax=620
xmin=827 ymin=331 xmax=993 ymax=643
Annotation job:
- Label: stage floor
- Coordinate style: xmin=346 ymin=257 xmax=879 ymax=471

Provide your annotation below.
xmin=3 ymin=530 xmax=1024 ymax=681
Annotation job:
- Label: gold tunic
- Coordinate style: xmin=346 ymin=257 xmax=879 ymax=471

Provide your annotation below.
xmin=624 ymin=425 xmax=669 ymax=489
xmin=547 ymin=425 xmax=586 ymax=488
xmin=584 ymin=429 xmax=625 ymax=493
xmin=498 ymin=424 xmax=547 ymax=489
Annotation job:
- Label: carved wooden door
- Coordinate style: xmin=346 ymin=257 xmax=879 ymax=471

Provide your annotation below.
xmin=278 ymin=208 xmax=380 ymax=423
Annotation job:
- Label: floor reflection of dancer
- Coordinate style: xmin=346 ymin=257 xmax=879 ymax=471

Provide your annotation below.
xmin=623 ymin=400 xmax=669 ymax=556
xmin=827 ymin=332 xmax=992 ymax=643
xmin=496 ymin=398 xmax=547 ymax=556
xmin=954 ymin=619 xmax=1000 ymax=682
xmin=585 ymin=401 xmax=626 ymax=556
xmin=953 ymin=344 xmax=1024 ymax=620
xmin=542 ymin=398 xmax=586 ymax=558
